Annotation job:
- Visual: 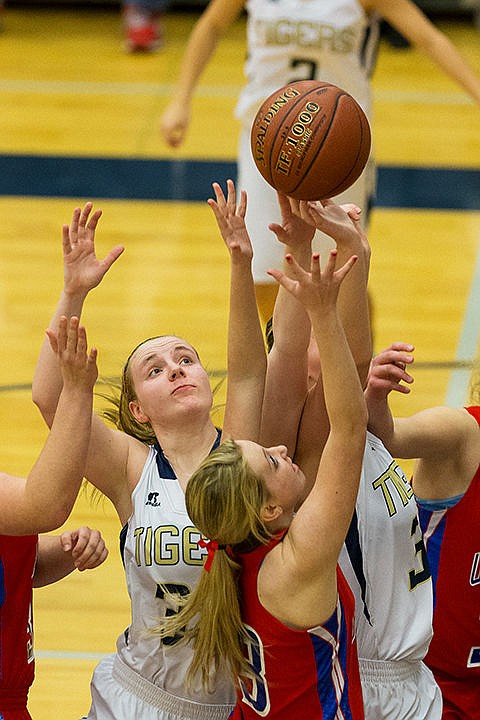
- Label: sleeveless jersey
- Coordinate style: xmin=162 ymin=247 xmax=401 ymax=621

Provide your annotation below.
xmin=339 ymin=432 xmax=434 ymax=661
xmin=232 ymin=535 xmax=364 ymax=719
xmin=236 ymin=0 xmax=380 ymax=127
xmin=0 ymin=534 xmax=37 ymax=718
xmin=114 ymin=438 xmax=234 ymax=707
xmin=417 ymin=405 xmax=480 ymax=718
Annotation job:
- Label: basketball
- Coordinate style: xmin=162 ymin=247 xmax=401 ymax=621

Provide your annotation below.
xmin=250 ymin=80 xmax=371 ymax=201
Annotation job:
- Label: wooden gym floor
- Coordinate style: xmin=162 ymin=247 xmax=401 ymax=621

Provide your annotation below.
xmin=0 ymin=4 xmax=479 ymax=717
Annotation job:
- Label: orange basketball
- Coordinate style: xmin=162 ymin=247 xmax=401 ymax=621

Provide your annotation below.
xmin=250 ymin=80 xmax=371 ymax=201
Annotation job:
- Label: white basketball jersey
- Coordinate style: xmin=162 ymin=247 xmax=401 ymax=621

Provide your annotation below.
xmin=339 ymin=432 xmax=434 ymax=661
xmin=236 ymin=0 xmax=380 ymax=126
xmin=116 ymin=444 xmax=235 ymax=705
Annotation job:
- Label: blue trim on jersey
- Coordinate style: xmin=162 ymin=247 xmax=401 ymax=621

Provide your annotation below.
xmin=119 ymin=429 xmax=222 ymax=563
xmin=153 ymin=427 xmax=222 ymax=479
xmin=345 ymin=510 xmax=371 ymax=625
xmin=416 ymin=493 xmax=464 ymax=511
xmin=417 ymin=506 xmax=447 ymax=610
xmin=309 ymin=605 xmax=354 ymax=720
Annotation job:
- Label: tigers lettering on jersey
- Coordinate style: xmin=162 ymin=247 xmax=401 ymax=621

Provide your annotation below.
xmin=132 ymin=525 xmax=205 ymax=567
xmin=372 ymin=461 xmax=414 ymax=517
xmin=253 ymin=18 xmax=357 ymax=52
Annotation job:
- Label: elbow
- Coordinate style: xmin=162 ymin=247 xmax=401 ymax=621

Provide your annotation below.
xmin=32 ymin=391 xmax=56 ymax=428
xmin=37 ymin=500 xmax=73 ymax=534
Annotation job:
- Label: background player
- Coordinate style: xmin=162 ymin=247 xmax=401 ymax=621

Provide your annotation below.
xmin=161 ymin=0 xmax=480 ymax=324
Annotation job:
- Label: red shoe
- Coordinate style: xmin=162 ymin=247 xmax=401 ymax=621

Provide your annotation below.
xmin=123 ymin=5 xmax=163 ymax=53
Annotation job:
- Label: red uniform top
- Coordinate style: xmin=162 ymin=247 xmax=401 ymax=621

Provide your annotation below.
xmin=231 ymin=535 xmax=364 ymax=719
xmin=417 ymin=405 xmax=480 ymax=719
xmin=0 ymin=534 xmax=37 ymax=719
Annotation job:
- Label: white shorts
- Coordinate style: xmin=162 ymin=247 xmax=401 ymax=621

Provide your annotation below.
xmin=237 ymin=125 xmax=377 ymax=284
xmin=84 ymin=654 xmax=234 ymax=720
xmin=359 ymin=658 xmax=443 ymax=720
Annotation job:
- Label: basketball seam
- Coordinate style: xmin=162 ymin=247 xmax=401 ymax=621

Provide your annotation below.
xmin=288 ymin=91 xmax=348 ymax=196
xmin=266 ymin=84 xmax=335 ymax=187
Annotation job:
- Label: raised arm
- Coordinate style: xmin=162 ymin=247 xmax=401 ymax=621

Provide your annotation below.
xmin=372 ymin=0 xmax=480 ymax=104
xmin=31 ymin=205 xmax=140 ymax=516
xmin=304 ymin=199 xmax=372 ymax=385
xmin=292 ymin=199 xmax=371 ymax=482
xmin=260 ymin=194 xmax=314 ymax=453
xmin=0 ymin=317 xmax=97 ymax=535
xmin=208 ymin=180 xmax=266 ymax=441
xmin=264 ymin=251 xmax=367 ymax=625
xmin=364 ymin=341 xmax=416 ymax=455
xmin=160 ymin=0 xmax=245 ymax=147
xmin=366 ymin=342 xmax=480 ymax=499
xmin=32 ymin=202 xmax=124 ymax=426
xmin=365 ymin=340 xmax=476 ymax=460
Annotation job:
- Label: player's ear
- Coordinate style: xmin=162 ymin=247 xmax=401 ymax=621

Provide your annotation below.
xmin=260 ymin=502 xmax=283 ymax=524
xmin=129 ymin=400 xmax=150 ymax=424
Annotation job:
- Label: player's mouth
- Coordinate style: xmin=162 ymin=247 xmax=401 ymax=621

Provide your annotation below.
xmin=171 ymin=383 xmax=195 ymax=395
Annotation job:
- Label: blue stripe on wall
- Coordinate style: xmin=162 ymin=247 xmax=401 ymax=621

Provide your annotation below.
xmin=0 ymin=154 xmax=479 ymax=209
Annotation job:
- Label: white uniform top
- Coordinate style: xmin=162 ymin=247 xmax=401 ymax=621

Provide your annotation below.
xmin=115 ymin=441 xmax=234 ymax=706
xmin=236 ymin=0 xmax=380 ymax=127
xmin=234 ymin=0 xmax=380 ymax=283
xmin=339 ymin=432 xmax=434 ymax=662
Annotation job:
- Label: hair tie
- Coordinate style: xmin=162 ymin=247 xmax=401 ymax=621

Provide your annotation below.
xmin=198 ymin=538 xmax=226 ymax=572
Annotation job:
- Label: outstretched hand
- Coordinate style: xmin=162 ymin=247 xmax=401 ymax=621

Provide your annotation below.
xmin=366 ymin=342 xmax=415 ymax=399
xmin=208 ymin=179 xmax=253 ymax=262
xmin=46 ymin=315 xmax=98 ymax=392
xmin=300 ymin=198 xmax=365 ymax=249
xmin=63 ymin=202 xmax=124 ymax=295
xmin=268 ymin=193 xmax=315 ymax=251
xmin=267 ymin=249 xmax=357 ymax=315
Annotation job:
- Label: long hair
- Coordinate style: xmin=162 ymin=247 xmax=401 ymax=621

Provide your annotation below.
xmin=156 ymin=439 xmax=272 ymax=690
xmin=98 ymin=337 xmax=158 ymax=442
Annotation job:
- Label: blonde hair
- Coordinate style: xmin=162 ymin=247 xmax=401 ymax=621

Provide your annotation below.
xmin=156 ymin=439 xmax=272 ymax=690
xmin=99 ymin=335 xmax=221 ymax=443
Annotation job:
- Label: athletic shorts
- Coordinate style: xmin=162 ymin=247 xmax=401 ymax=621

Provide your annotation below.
xmin=359 ymin=658 xmax=443 ymax=720
xmin=84 ymin=654 xmax=234 ymax=720
xmin=237 ymin=125 xmax=376 ymax=284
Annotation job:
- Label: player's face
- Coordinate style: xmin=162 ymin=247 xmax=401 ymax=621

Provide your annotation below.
xmin=128 ymin=336 xmax=213 ymax=423
xmin=238 ymin=440 xmax=307 ymax=519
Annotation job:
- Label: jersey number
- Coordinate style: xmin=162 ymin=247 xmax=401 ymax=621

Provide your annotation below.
xmin=289 ymin=58 xmax=318 ymax=83
xmin=238 ymin=625 xmax=271 ymax=717
xmin=409 ymin=516 xmax=431 ymax=590
xmin=155 ymin=583 xmax=190 ymax=646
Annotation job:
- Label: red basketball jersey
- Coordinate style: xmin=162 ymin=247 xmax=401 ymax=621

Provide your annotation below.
xmin=231 ymin=536 xmax=364 ymax=719
xmin=417 ymin=405 xmax=480 ymax=718
xmin=0 ymin=534 xmax=37 ymax=718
